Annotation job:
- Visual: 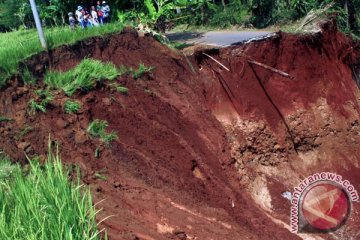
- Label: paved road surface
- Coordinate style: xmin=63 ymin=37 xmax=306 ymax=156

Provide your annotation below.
xmin=166 ymin=31 xmax=273 ymax=47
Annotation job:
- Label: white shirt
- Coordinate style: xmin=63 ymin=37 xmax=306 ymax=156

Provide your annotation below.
xmin=75 ymin=10 xmax=83 ymax=21
xmin=91 ymin=10 xmax=98 ymax=20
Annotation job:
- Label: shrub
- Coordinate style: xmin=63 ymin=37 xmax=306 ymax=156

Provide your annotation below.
xmin=210 ymin=1 xmax=249 ymax=28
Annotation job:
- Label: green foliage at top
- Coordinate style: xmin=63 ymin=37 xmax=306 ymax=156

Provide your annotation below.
xmin=0 ymin=147 xmax=102 ymax=240
xmin=87 ymin=119 xmax=118 ymax=146
xmin=45 ymin=59 xmax=120 ymax=96
xmin=0 ymin=22 xmax=124 ymax=87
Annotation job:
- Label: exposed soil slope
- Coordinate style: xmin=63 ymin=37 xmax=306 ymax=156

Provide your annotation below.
xmin=0 ymin=21 xmax=359 ymax=240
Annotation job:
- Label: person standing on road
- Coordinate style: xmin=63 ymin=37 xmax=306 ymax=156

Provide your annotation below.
xmin=91 ymin=6 xmax=100 ymax=26
xmin=101 ymin=1 xmax=110 ymax=24
xmin=68 ymin=12 xmax=76 ymax=30
xmin=96 ymin=1 xmax=104 ymax=25
xmin=75 ymin=6 xmax=85 ymax=29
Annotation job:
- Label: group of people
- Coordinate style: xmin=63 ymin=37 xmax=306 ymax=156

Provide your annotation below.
xmin=68 ymin=1 xmax=111 ymax=30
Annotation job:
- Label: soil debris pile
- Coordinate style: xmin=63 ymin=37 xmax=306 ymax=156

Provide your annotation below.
xmin=0 ymin=23 xmax=359 ymax=240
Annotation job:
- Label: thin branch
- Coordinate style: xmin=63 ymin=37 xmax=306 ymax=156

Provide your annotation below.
xmin=247 ymin=59 xmax=292 ymax=79
xmin=202 ymin=53 xmax=230 ymax=71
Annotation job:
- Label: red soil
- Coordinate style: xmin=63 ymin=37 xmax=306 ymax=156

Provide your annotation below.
xmin=0 ymin=21 xmax=359 ymax=240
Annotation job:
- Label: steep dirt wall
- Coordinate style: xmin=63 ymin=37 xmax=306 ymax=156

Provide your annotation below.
xmin=0 ymin=23 xmax=359 ymax=240
xmin=196 ymin=20 xmax=360 ymax=239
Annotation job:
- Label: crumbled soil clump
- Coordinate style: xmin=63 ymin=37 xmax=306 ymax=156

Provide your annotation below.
xmin=1 ymin=23 xmax=359 ymax=239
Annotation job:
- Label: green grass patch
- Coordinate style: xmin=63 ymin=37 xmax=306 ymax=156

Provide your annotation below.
xmin=28 ymin=90 xmax=53 ymax=114
xmin=45 ymin=58 xmax=120 ymax=96
xmin=0 ymin=116 xmax=12 ymax=122
xmin=0 ymin=22 xmax=124 ymax=87
xmin=87 ymin=119 xmax=118 ymax=146
xmin=131 ymin=63 xmax=155 ymax=80
xmin=0 ymin=148 xmax=103 ymax=239
xmin=64 ymin=100 xmax=81 ymax=114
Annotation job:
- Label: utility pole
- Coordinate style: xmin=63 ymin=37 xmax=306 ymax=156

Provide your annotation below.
xmin=29 ymin=0 xmax=47 ymax=49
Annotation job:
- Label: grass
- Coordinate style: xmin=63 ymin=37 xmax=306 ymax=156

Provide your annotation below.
xmin=45 ymin=58 xmax=120 ymax=96
xmin=28 ymin=90 xmax=53 ymax=114
xmin=64 ymin=100 xmax=81 ymax=114
xmin=0 ymin=146 xmax=103 ymax=240
xmin=15 ymin=125 xmax=33 ymax=140
xmin=0 ymin=154 xmax=19 ymax=181
xmin=87 ymin=119 xmax=118 ymax=146
xmin=0 ymin=22 xmax=124 ymax=87
xmin=0 ymin=116 xmax=12 ymax=122
xmin=22 ymin=68 xmax=37 ymax=85
xmin=131 ymin=63 xmax=155 ymax=80
xmin=110 ymin=83 xmax=129 ymax=94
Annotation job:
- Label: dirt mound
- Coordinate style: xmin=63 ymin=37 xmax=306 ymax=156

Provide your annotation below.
xmin=0 ymin=23 xmax=359 ymax=240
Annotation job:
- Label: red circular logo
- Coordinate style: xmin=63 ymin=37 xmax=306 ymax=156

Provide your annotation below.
xmin=301 ymin=183 xmax=350 ymax=231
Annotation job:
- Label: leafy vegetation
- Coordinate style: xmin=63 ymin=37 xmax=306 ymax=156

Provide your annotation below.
xmin=64 ymin=100 xmax=81 ymax=114
xmin=0 ymin=147 xmax=102 ymax=240
xmin=45 ymin=58 xmax=120 ymax=96
xmin=131 ymin=63 xmax=155 ymax=80
xmin=28 ymin=90 xmax=53 ymax=114
xmin=87 ymin=119 xmax=118 ymax=146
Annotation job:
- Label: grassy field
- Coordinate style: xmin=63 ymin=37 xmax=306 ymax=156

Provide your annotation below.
xmin=0 ymin=148 xmax=103 ymax=239
xmin=0 ymin=22 xmax=124 ymax=87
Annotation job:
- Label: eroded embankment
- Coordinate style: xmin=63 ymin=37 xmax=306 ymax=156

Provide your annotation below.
xmin=0 ymin=23 xmax=359 ymax=240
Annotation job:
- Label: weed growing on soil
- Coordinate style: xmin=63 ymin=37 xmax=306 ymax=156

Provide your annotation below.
xmin=64 ymin=100 xmax=81 ymax=114
xmin=28 ymin=90 xmax=53 ymax=114
xmin=22 ymin=68 xmax=37 ymax=85
xmin=45 ymin=58 xmax=120 ymax=96
xmin=0 ymin=147 xmax=102 ymax=239
xmin=87 ymin=119 xmax=118 ymax=145
xmin=131 ymin=63 xmax=155 ymax=79
xmin=94 ymin=169 xmax=108 ymax=181
xmin=0 ymin=22 xmax=124 ymax=86
xmin=110 ymin=83 xmax=129 ymax=94
xmin=15 ymin=125 xmax=33 ymax=140
xmin=0 ymin=116 xmax=12 ymax=122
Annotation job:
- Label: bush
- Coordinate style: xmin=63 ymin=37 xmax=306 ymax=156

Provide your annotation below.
xmin=210 ymin=1 xmax=249 ymax=28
